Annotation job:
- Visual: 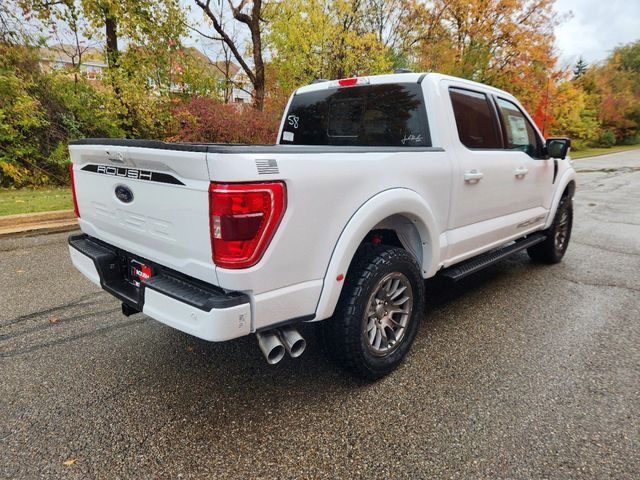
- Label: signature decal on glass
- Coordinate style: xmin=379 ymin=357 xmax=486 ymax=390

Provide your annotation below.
xmin=401 ymin=134 xmax=423 ymax=145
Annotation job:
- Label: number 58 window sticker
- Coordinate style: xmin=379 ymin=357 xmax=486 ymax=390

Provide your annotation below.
xmin=287 ymin=115 xmax=299 ymax=129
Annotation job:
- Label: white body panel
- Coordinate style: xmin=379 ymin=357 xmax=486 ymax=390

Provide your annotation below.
xmin=69 ymin=145 xmax=217 ymax=285
xmin=68 ymin=72 xmax=575 ymax=342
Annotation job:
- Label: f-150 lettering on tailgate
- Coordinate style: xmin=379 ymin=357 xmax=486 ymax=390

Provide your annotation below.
xmin=92 ymin=201 xmax=175 ymax=241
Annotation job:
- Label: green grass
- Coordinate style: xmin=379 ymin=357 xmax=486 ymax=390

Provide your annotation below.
xmin=0 ymin=187 xmax=73 ymax=216
xmin=571 ymin=144 xmax=640 ymax=159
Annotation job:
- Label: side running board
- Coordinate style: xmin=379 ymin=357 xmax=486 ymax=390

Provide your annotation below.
xmin=440 ymin=233 xmax=546 ymax=281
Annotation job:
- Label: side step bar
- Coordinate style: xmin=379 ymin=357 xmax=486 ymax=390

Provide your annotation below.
xmin=440 ymin=233 xmax=546 ymax=281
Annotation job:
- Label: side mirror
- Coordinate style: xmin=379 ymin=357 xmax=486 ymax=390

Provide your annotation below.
xmin=546 ymin=138 xmax=571 ymax=159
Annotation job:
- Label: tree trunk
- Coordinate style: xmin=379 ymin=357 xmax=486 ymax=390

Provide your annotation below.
xmin=251 ymin=22 xmax=265 ymax=110
xmin=105 ymin=14 xmax=119 ymax=69
xmin=194 ymin=0 xmax=266 ymax=110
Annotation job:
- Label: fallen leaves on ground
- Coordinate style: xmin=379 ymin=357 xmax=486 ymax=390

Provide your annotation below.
xmin=62 ymin=459 xmax=77 ymax=466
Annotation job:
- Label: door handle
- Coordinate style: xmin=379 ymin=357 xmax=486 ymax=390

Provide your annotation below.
xmin=514 ymin=167 xmax=529 ymax=177
xmin=464 ymin=170 xmax=484 ymax=182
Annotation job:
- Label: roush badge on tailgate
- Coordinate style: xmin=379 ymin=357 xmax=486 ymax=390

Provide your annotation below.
xmin=81 ymin=164 xmax=185 ymax=185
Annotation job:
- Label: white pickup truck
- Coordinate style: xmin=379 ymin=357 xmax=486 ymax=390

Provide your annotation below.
xmin=68 ymin=72 xmax=575 ymax=379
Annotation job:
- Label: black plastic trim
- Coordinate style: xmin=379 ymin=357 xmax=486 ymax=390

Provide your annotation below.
xmin=439 ymin=233 xmax=547 ymax=281
xmin=206 ymin=145 xmax=445 ymax=154
xmin=68 ymin=234 xmax=249 ymax=312
xmin=255 ymin=314 xmax=316 ymax=332
xmin=417 ymin=73 xmax=427 ymax=83
xmin=70 ymin=138 xmax=211 ymax=152
xmin=144 ymin=274 xmax=248 ymax=310
xmin=70 ymin=138 xmax=445 ymax=154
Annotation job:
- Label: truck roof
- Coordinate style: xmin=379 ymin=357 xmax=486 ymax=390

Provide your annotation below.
xmin=294 ymin=72 xmax=513 ymax=99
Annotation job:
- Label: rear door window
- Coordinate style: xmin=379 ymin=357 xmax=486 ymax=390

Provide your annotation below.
xmin=449 ymin=88 xmax=501 ymax=149
xmin=281 ymin=83 xmax=429 ymax=147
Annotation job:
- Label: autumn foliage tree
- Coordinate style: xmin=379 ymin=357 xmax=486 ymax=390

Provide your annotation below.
xmin=265 ymin=0 xmax=393 ymax=93
xmin=589 ymin=41 xmax=640 ymax=143
xmin=399 ymin=0 xmax=559 ymax=120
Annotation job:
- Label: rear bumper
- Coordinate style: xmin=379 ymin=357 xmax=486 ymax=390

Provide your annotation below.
xmin=68 ymin=234 xmax=251 ymax=341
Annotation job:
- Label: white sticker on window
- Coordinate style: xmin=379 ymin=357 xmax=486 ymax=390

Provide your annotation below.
xmin=508 ymin=114 xmax=529 ymax=145
xmin=282 ymin=131 xmax=294 ymax=142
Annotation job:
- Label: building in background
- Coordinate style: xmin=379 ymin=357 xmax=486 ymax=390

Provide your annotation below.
xmin=38 ymin=44 xmax=253 ymax=104
xmin=186 ymin=48 xmax=252 ymax=103
xmin=39 ymin=44 xmax=107 ymax=81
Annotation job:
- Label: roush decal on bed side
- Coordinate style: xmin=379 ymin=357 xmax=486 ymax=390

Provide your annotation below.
xmin=81 ymin=164 xmax=185 ymax=185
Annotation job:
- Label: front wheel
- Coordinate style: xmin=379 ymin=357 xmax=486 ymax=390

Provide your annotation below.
xmin=528 ymin=195 xmax=573 ymax=264
xmin=320 ymin=245 xmax=425 ymax=380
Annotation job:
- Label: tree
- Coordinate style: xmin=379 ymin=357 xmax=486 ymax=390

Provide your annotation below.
xmin=2 ymin=1 xmax=36 ymax=44
xmin=265 ymin=0 xmax=393 ymax=93
xmin=572 ymin=56 xmax=588 ymax=80
xmin=549 ymin=80 xmax=599 ymax=149
xmin=192 ymin=0 xmax=267 ymax=110
xmin=19 ymin=0 xmax=94 ymax=84
xmin=401 ymin=0 xmax=559 ymax=116
xmin=583 ymin=41 xmax=640 ymax=144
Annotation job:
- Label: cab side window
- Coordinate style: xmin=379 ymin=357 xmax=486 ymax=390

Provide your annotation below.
xmin=449 ymin=88 xmax=501 ymax=149
xmin=495 ymin=98 xmax=543 ymax=158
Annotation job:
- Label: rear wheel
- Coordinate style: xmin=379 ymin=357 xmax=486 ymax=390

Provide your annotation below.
xmin=528 ymin=195 xmax=573 ymax=264
xmin=320 ymin=245 xmax=425 ymax=380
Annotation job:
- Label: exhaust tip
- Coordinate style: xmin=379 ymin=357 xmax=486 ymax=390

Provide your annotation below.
xmin=288 ymin=337 xmax=306 ymax=358
xmin=278 ymin=326 xmax=306 ymax=358
xmin=256 ymin=331 xmax=286 ymax=365
xmin=267 ymin=344 xmax=286 ymax=364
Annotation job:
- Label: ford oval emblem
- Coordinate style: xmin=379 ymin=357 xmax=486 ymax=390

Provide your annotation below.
xmin=115 ymin=185 xmax=134 ymax=203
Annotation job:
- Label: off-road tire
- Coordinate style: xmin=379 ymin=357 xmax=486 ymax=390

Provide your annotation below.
xmin=320 ymin=245 xmax=425 ymax=380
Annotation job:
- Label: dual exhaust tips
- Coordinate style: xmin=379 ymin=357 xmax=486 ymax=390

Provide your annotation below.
xmin=256 ymin=326 xmax=306 ymax=364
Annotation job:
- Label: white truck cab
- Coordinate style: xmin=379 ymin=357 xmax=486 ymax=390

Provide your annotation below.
xmin=68 ymin=72 xmax=575 ymax=378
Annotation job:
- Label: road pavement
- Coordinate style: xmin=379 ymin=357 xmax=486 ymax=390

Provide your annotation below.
xmin=1 ymin=150 xmax=639 ymax=479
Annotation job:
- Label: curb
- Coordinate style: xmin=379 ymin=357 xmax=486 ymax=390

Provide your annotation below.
xmin=0 ymin=210 xmax=78 ymax=238
xmin=0 ymin=210 xmax=75 ymax=227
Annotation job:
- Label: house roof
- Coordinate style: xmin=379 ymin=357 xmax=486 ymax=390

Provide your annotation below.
xmin=39 ymin=44 xmax=243 ymax=78
xmin=183 ymin=47 xmax=241 ymax=79
xmin=39 ymin=44 xmax=107 ymax=67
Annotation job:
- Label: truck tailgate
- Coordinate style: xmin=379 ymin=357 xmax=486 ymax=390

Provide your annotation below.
xmin=69 ymin=143 xmax=217 ymax=285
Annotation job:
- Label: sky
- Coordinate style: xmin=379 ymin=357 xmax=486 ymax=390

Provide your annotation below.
xmin=553 ymin=0 xmax=640 ymax=67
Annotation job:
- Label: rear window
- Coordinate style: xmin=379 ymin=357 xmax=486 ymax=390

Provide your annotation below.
xmin=280 ymin=83 xmax=430 ymax=147
xmin=449 ymin=88 xmax=501 ymax=149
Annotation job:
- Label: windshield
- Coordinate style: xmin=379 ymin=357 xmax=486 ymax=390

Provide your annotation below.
xmin=280 ymin=83 xmax=430 ymax=147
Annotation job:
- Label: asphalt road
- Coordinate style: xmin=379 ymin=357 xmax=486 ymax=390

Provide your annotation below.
xmin=2 ymin=150 xmax=639 ymax=479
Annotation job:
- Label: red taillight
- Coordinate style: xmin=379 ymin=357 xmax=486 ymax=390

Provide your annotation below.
xmin=338 ymin=77 xmax=358 ymax=86
xmin=209 ymin=182 xmax=286 ymax=269
xmin=69 ymin=163 xmax=80 ymax=218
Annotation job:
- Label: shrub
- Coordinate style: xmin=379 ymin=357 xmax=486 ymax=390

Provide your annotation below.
xmin=598 ymin=129 xmax=616 ymax=147
xmin=0 ymin=44 xmax=125 ymax=187
xmin=168 ymin=97 xmax=281 ymax=144
xmin=620 ymin=132 xmax=640 ymax=145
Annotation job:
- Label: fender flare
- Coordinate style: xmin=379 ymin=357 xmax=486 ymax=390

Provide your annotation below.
xmin=544 ymin=169 xmax=577 ymax=229
xmin=312 ymin=188 xmax=440 ymax=321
